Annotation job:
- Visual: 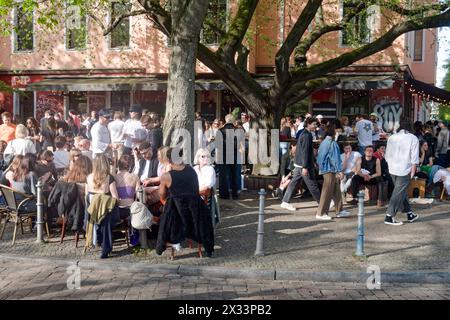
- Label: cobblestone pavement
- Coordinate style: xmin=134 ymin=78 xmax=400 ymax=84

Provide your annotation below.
xmin=0 ymin=191 xmax=449 ymax=273
xmin=1 ymin=258 xmax=449 ymax=300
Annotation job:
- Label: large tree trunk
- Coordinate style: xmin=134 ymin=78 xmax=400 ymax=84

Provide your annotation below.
xmin=162 ymin=0 xmax=209 ymax=162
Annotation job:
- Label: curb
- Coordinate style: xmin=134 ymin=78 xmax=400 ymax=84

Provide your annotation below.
xmin=2 ymin=254 xmax=450 ymax=284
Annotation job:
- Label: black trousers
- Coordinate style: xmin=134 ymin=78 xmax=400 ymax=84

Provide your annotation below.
xmin=282 ymin=167 xmax=321 ymax=204
xmin=218 ymin=164 xmax=238 ymax=198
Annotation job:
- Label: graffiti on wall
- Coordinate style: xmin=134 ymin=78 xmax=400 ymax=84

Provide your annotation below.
xmin=36 ymin=92 xmax=64 ymax=120
xmin=372 ymin=96 xmax=402 ymax=133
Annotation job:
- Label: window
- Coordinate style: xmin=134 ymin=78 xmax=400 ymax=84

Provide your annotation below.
xmin=341 ymin=1 xmax=369 ymax=46
xmin=201 ymin=0 xmax=227 ymax=45
xmin=66 ymin=3 xmax=87 ymax=50
xmin=406 ymin=30 xmax=424 ymax=62
xmin=14 ymin=4 xmax=34 ymax=52
xmin=413 ymin=30 xmax=423 ymax=61
xmin=110 ymin=1 xmax=131 ymax=49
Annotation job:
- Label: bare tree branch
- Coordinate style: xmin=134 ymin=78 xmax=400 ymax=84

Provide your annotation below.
xmin=103 ymin=10 xmax=148 ymax=36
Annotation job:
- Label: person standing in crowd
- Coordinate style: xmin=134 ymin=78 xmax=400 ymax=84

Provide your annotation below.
xmin=370 ymin=113 xmax=384 ymax=147
xmin=122 ymin=105 xmax=146 ymax=155
xmin=79 ymin=139 xmax=93 ymax=160
xmin=435 ymin=120 xmax=449 ymax=167
xmin=108 ymin=111 xmax=125 ymax=147
xmin=316 ymin=123 xmax=350 ymax=220
xmin=355 ymin=114 xmax=374 ymax=155
xmin=241 ymin=112 xmax=250 ymax=133
xmin=40 ymin=109 xmax=53 ymax=131
xmin=0 ymin=112 xmax=16 ymax=143
xmin=423 ymin=124 xmax=437 ymax=157
xmin=141 ymin=114 xmax=163 ymax=154
xmin=25 ymin=117 xmax=41 ymax=153
xmin=280 ymin=117 xmax=292 ymax=156
xmin=384 ymin=124 xmax=419 ymax=226
xmin=194 ymin=148 xmax=216 ymax=196
xmin=68 ymin=109 xmax=81 ymax=131
xmin=280 ymin=117 xmax=321 ymax=211
xmin=217 ymin=114 xmax=241 ymax=200
xmin=4 ymin=124 xmax=36 ymax=157
xmin=340 ymin=116 xmax=353 ymax=136
xmin=40 ymin=118 xmax=58 ymax=151
xmin=91 ymin=109 xmax=113 ymax=158
xmin=54 ymin=112 xmax=68 ymax=135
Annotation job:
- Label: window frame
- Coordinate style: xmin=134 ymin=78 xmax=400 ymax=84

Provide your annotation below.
xmin=107 ymin=0 xmax=132 ymax=50
xmin=339 ymin=0 xmax=370 ymax=48
xmin=64 ymin=2 xmax=88 ymax=51
xmin=12 ymin=3 xmax=35 ymax=53
xmin=200 ymin=0 xmax=229 ymax=47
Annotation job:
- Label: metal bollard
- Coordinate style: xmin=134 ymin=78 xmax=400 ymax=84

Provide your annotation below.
xmin=255 ymin=188 xmax=266 ymax=256
xmin=355 ymin=190 xmax=365 ymax=257
xmin=137 ymin=186 xmax=148 ymax=249
xmin=36 ymin=180 xmax=44 ymax=243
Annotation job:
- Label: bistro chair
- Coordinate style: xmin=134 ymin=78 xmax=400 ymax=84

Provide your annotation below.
xmin=0 ymin=184 xmax=50 ymax=245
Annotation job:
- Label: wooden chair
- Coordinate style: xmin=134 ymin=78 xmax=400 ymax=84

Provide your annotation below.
xmin=408 ymin=178 xmax=426 ymax=198
xmin=112 ymin=217 xmax=130 ymax=248
xmin=59 ymin=214 xmax=82 ymax=247
xmin=440 ymin=184 xmax=448 ymax=201
xmin=0 ymin=184 xmax=50 ymax=245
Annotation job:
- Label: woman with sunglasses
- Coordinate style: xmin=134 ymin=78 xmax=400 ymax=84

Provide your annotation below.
xmin=26 ymin=117 xmax=41 ymax=152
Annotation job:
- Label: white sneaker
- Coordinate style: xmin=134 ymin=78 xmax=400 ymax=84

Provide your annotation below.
xmin=172 ymin=243 xmax=182 ymax=252
xmin=281 ymin=202 xmax=296 ymax=211
xmin=316 ymin=214 xmax=332 ymax=220
xmin=336 ymin=210 xmax=351 ymax=218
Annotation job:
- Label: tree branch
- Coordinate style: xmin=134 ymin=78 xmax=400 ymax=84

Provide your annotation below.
xmin=291 ymin=8 xmax=450 ymax=83
xmin=285 ymin=76 xmax=340 ymax=107
xmin=274 ymin=0 xmax=322 ymax=85
xmin=377 ymin=0 xmax=448 ymax=17
xmin=103 ymin=10 xmax=148 ymax=36
xmin=218 ymin=0 xmax=258 ymax=60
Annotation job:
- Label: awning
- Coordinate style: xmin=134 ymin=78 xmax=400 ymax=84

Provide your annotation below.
xmin=335 ymin=75 xmax=394 ymax=90
xmin=26 ymin=77 xmax=274 ymax=92
xmin=405 ymin=74 xmax=450 ymax=104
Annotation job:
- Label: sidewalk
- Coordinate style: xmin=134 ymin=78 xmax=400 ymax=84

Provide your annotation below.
xmin=1 ymin=191 xmax=449 ymax=277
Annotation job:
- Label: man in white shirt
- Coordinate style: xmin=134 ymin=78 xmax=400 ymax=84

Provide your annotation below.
xmin=355 ymin=114 xmax=374 ymax=155
xmin=241 ymin=113 xmax=250 ymax=133
xmin=122 ymin=105 xmax=147 ymax=155
xmin=91 ymin=109 xmax=113 ymax=158
xmin=384 ymin=124 xmax=420 ymax=226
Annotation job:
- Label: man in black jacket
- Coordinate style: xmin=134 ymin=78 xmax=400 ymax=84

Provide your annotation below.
xmin=280 ymin=117 xmax=321 ymax=211
xmin=217 ymin=114 xmax=244 ymax=200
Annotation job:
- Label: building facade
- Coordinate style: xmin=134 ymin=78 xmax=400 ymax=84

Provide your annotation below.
xmin=0 ymin=0 xmax=447 ymax=129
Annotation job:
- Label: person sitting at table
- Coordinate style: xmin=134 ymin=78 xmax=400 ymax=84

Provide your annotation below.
xmin=85 ymin=155 xmax=119 ymax=259
xmin=273 ymin=142 xmax=296 ymax=200
xmin=349 ymin=145 xmax=382 ymax=204
xmin=157 ymin=148 xmax=214 ymax=257
xmin=115 ymin=154 xmax=140 ymax=219
xmin=433 ymin=167 xmax=450 ymax=199
xmin=0 ymin=154 xmax=38 ymax=213
xmin=133 ymin=141 xmax=164 ymax=206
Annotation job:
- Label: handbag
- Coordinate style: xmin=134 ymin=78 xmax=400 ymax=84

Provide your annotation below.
xmin=130 ymin=201 xmax=153 ymax=230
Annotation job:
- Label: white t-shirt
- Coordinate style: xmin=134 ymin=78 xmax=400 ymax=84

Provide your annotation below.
xmin=123 ymin=119 xmax=147 ymax=149
xmin=4 ymin=138 xmax=36 ymax=156
xmin=194 ymin=165 xmax=216 ymax=189
xmin=108 ymin=119 xmax=125 ymax=143
xmin=53 ymin=150 xmax=70 ymax=169
xmin=341 ymin=151 xmax=361 ymax=174
xmin=355 ymin=119 xmax=373 ymax=147
xmin=91 ymin=122 xmax=111 ymax=154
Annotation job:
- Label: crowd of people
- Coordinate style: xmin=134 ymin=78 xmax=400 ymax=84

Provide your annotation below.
xmin=0 ymin=105 xmax=449 ymax=257
xmin=275 ymin=113 xmax=450 ymax=225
